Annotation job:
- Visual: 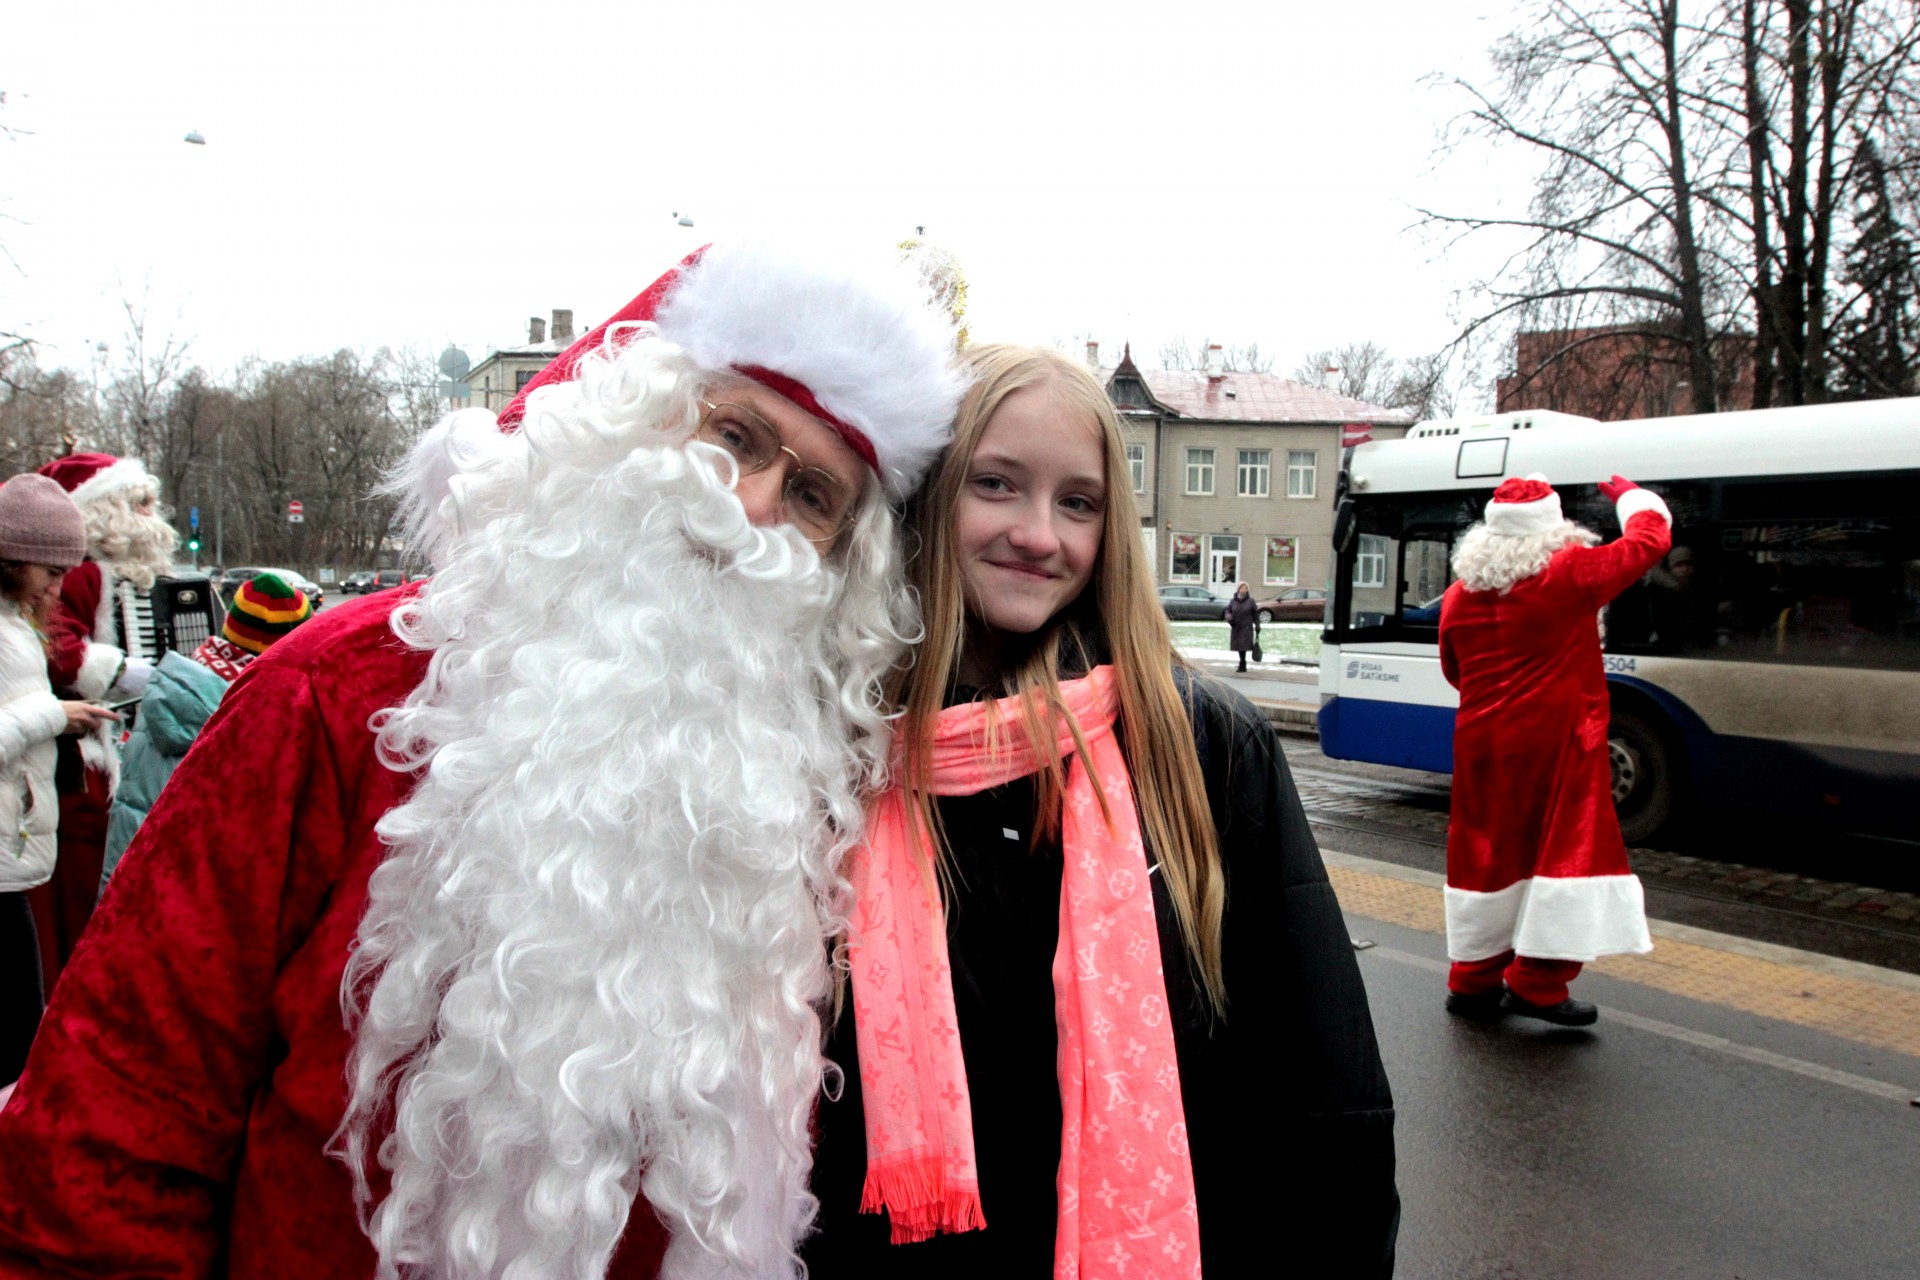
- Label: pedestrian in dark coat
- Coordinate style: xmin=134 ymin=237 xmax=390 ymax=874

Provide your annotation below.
xmin=806 ymin=346 xmax=1397 ymax=1277
xmin=1225 ymin=580 xmax=1259 ymax=671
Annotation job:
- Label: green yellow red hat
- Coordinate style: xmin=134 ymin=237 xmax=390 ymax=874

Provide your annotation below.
xmin=223 ymin=573 xmax=313 ymax=654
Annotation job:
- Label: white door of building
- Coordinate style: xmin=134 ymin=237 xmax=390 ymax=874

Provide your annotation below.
xmin=1209 ymin=535 xmax=1241 ymax=594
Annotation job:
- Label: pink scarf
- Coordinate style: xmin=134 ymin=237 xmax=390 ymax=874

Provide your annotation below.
xmin=846 ymin=666 xmax=1203 ymax=1278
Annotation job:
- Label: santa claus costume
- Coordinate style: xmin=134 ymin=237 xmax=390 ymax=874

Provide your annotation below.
xmin=0 ymin=242 xmax=965 ymax=1280
xmin=1438 ymin=473 xmax=1672 ymax=1024
xmin=27 ymin=452 xmax=176 ymax=986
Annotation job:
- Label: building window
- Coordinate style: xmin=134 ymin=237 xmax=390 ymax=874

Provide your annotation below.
xmin=515 ymin=369 xmax=537 ymax=391
xmin=1127 ymin=443 xmax=1146 ymax=493
xmin=1184 ymin=448 xmax=1215 ymax=496
xmin=1169 ymin=532 xmax=1203 ymax=582
xmin=1287 ymin=450 xmax=1317 ymax=499
xmin=1355 ymin=535 xmax=1388 ymax=588
xmin=1265 ymin=536 xmax=1299 ymax=585
xmin=1237 ymin=449 xmax=1271 ymax=497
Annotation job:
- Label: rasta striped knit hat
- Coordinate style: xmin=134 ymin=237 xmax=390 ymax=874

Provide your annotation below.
xmin=223 ymin=573 xmax=314 ymax=654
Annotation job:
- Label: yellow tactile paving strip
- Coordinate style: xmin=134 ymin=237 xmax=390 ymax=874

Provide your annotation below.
xmin=1326 ymin=862 xmax=1920 ymax=1060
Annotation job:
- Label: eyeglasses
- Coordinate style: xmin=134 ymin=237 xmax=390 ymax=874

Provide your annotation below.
xmin=696 ymin=400 xmax=859 ymax=543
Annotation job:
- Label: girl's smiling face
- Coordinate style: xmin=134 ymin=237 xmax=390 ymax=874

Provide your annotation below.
xmin=955 ymin=383 xmax=1107 ymax=637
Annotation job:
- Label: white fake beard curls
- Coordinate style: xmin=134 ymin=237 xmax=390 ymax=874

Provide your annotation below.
xmin=342 ymin=440 xmax=865 ymax=1280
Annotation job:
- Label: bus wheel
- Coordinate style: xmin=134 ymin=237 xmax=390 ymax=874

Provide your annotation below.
xmin=1609 ymin=706 xmax=1677 ymax=846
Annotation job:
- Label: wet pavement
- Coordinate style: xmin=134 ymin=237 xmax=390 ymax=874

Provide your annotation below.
xmin=1178 ymin=647 xmax=1920 ymax=1273
xmin=1350 ymin=899 xmax=1920 ymax=1280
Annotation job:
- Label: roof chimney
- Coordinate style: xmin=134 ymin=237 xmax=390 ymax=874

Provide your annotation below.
xmin=1086 ymin=339 xmax=1100 ymax=367
xmin=551 ymin=309 xmax=575 ymax=344
xmin=529 ymin=316 xmax=546 ymax=345
xmin=1205 ymin=342 xmax=1225 ymax=380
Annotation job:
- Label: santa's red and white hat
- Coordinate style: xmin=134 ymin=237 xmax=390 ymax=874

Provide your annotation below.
xmin=499 ymin=243 xmax=965 ymax=501
xmin=1483 ymin=473 xmax=1563 ymax=536
xmin=38 ymin=452 xmax=160 ymax=510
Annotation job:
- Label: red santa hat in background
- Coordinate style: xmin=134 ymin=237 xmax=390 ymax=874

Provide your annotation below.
xmin=38 ymin=452 xmax=160 ymax=510
xmin=1483 ymin=473 xmax=1564 ymax=536
xmin=498 ymin=242 xmax=964 ymax=502
xmin=1484 ymin=470 xmax=1671 ymax=533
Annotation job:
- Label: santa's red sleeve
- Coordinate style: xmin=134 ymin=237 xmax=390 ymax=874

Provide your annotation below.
xmin=0 ymin=659 xmax=323 ymax=1274
xmin=44 ymin=560 xmax=123 ymax=699
xmin=1566 ymin=489 xmax=1674 ymax=608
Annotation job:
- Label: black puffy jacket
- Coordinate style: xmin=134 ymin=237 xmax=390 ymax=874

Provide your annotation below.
xmin=804 ymin=675 xmax=1400 ymax=1277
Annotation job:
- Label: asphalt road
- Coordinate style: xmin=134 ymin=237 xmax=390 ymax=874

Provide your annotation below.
xmin=1353 ymin=908 xmax=1920 ymax=1280
xmin=1255 ymin=709 xmax=1920 ymax=1278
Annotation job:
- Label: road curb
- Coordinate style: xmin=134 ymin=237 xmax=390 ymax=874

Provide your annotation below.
xmin=1249 ymin=699 xmax=1319 ymax=732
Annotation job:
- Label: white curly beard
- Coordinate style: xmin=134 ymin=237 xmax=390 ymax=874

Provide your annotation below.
xmin=86 ymin=498 xmax=177 ymax=591
xmin=338 ymin=431 xmax=887 ymax=1280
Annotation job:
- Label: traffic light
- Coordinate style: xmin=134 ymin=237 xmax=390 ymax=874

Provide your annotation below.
xmin=187 ymin=537 xmax=201 ymax=553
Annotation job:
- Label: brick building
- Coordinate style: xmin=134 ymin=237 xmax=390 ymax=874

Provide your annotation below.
xmin=1496 ymin=325 xmax=1755 ymax=419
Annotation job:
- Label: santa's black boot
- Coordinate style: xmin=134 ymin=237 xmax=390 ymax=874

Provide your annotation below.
xmin=1500 ymin=991 xmax=1599 ymax=1026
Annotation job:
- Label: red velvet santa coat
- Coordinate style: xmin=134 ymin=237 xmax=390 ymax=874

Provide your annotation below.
xmin=42 ymin=560 xmax=138 ymax=701
xmin=28 ymin=559 xmax=138 ymax=987
xmin=0 ymin=588 xmax=668 ymax=1278
xmin=1438 ymin=501 xmax=1671 ymax=963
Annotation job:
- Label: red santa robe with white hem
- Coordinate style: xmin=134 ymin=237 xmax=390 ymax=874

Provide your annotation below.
xmin=27 ymin=559 xmax=153 ymax=985
xmin=1438 ymin=488 xmax=1672 ymax=965
xmin=0 ymin=587 xmax=670 ymax=1277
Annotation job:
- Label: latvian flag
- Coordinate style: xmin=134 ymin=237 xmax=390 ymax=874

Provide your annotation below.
xmin=1342 ymin=423 xmax=1373 ymax=448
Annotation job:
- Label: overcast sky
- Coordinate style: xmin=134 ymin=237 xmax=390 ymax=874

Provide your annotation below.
xmin=4 ymin=0 xmax=1537 ymax=403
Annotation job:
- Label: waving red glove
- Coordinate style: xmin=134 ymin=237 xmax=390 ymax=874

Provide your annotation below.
xmin=1597 ymin=474 xmax=1639 ymax=502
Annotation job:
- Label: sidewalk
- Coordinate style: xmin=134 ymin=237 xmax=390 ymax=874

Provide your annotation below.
xmin=1182 ymin=650 xmax=1321 ymax=731
xmin=1326 ymin=848 xmax=1920 ymax=1062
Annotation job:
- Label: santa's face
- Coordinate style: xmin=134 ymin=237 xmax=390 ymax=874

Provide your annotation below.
xmin=700 ymin=378 xmax=873 ymax=556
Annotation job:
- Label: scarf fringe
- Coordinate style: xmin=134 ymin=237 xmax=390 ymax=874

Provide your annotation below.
xmin=859 ymin=1155 xmax=987 ymax=1244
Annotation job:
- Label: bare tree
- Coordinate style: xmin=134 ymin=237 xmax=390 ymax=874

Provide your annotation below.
xmin=1423 ymin=0 xmax=1733 ymax=415
xmin=2 ymin=90 xmax=38 ymax=393
xmin=1425 ymin=0 xmax=1920 ymax=413
xmin=99 ymin=294 xmax=193 ymax=462
xmin=1158 ymin=338 xmax=1275 ymax=373
xmin=1295 ymin=342 xmax=1462 ymax=417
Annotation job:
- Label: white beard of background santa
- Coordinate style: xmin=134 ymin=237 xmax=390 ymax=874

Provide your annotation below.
xmin=1438 ymin=472 xmax=1673 ymax=1023
xmin=35 ymin=453 xmax=177 ymax=701
xmin=335 ymin=269 xmax=947 ymax=1277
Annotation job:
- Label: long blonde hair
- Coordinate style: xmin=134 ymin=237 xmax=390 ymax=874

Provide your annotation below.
xmin=892 ymin=344 xmax=1228 ymax=1013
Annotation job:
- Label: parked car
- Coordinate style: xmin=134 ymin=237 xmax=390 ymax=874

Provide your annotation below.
xmin=340 ymin=571 xmax=378 ymax=594
xmin=1157 ymin=585 xmax=1232 ymax=621
xmin=219 ymin=566 xmax=326 ymax=608
xmin=1252 ymin=587 xmax=1328 ymax=624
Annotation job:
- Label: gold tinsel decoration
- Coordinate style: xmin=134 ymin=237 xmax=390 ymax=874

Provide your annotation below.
xmin=898 ymin=238 xmax=969 ymax=349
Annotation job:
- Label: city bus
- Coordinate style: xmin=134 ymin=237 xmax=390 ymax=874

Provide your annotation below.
xmin=1318 ymin=398 xmax=1920 ymax=844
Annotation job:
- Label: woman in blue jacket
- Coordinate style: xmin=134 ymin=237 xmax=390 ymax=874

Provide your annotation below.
xmin=101 ymin=573 xmax=313 ymax=890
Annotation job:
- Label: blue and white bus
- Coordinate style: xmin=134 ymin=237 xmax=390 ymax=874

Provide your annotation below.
xmin=1318 ymin=398 xmax=1920 ymax=844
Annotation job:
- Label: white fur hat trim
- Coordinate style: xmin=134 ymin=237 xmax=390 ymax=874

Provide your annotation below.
xmin=1484 ymin=472 xmax=1563 ymax=536
xmin=67 ymin=458 xmax=159 ymax=511
xmin=652 ymin=242 xmax=966 ymax=502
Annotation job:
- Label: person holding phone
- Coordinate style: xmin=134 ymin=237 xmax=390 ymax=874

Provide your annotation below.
xmin=805 ymin=345 xmax=1398 ymax=1276
xmin=0 ymin=475 xmax=120 ymax=1085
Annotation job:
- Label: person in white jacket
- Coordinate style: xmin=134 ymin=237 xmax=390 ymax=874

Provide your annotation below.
xmin=0 ymin=474 xmax=121 ymax=1084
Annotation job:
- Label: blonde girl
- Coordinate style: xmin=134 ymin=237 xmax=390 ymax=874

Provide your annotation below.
xmin=805 ymin=345 xmax=1398 ymax=1276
